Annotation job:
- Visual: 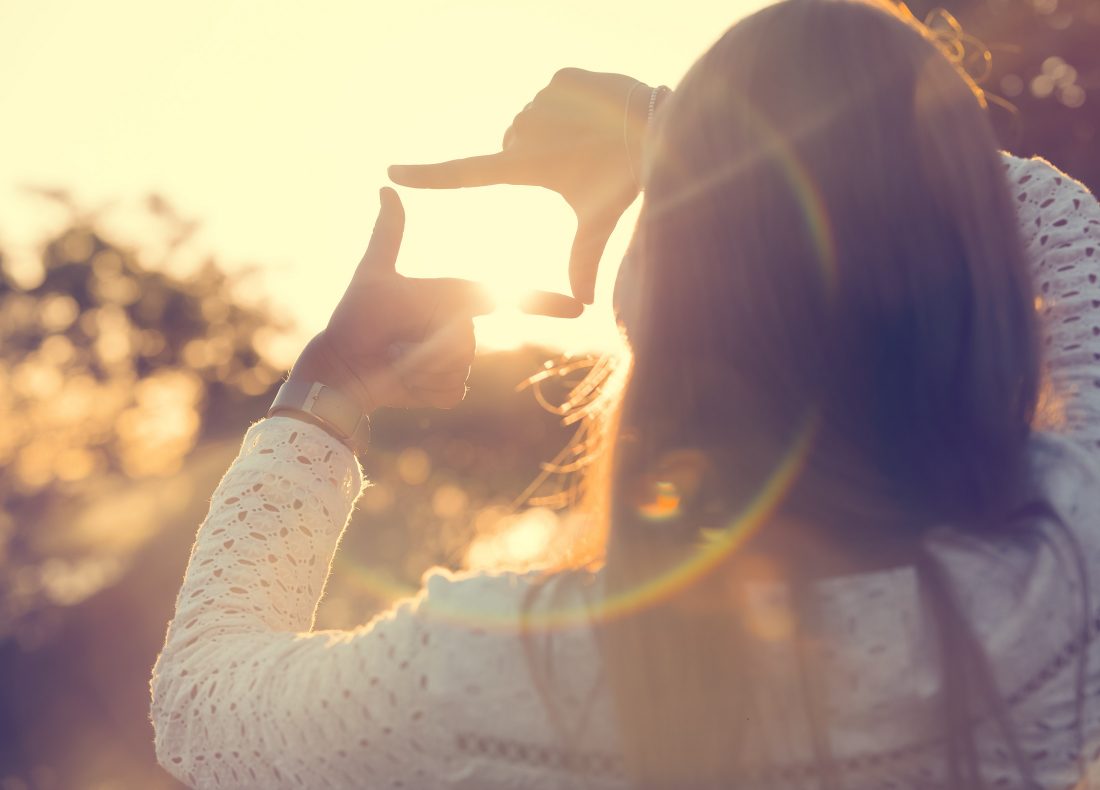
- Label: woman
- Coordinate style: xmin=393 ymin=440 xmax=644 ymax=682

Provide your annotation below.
xmin=150 ymin=0 xmax=1100 ymax=787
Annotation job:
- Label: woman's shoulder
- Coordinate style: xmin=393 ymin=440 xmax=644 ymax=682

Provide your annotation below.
xmin=416 ymin=565 xmax=605 ymax=672
xmin=999 ymin=151 xmax=1096 ymax=241
xmin=999 ymin=149 xmax=1088 ymax=187
xmin=418 ymin=565 xmax=599 ymax=621
xmin=915 ymin=432 xmax=1100 ymax=694
xmin=925 ymin=432 xmax=1100 ymax=605
xmin=1026 ymin=431 xmax=1100 ymax=522
xmin=415 ymin=564 xmax=603 ymax=664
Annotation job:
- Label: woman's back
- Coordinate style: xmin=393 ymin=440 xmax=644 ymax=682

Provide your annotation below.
xmin=151 ymin=152 xmax=1100 ymax=788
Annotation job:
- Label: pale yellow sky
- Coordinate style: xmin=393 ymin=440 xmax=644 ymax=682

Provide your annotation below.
xmin=0 ymin=0 xmax=766 ymax=355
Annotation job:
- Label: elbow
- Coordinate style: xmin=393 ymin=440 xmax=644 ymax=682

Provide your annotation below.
xmin=152 ymin=726 xmax=193 ymax=787
xmin=150 ymin=637 xmax=274 ymax=788
xmin=150 ymin=651 xmax=201 ymax=786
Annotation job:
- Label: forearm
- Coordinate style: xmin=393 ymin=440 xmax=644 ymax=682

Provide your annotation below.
xmin=151 ymin=415 xmax=473 ymax=789
xmin=154 ymin=417 xmax=362 ymax=643
xmin=150 ymin=417 xmax=363 ymax=783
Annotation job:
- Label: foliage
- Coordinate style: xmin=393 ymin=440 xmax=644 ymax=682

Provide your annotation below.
xmin=0 ymin=190 xmax=288 ymax=640
xmin=907 ymin=0 xmax=1100 ymax=193
xmin=0 ymin=194 xmax=585 ymax=789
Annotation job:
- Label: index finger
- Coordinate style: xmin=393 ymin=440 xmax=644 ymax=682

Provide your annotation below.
xmin=388 ymin=152 xmax=520 ymax=189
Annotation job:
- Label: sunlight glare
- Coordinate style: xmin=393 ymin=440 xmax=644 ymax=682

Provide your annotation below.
xmin=0 ymin=1 xmax=770 ymax=354
xmin=465 ymin=507 xmax=558 ymax=570
xmin=481 ymin=279 xmax=529 ymax=314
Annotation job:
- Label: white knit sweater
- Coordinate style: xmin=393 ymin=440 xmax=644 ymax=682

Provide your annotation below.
xmin=151 ymin=153 xmax=1100 ymax=789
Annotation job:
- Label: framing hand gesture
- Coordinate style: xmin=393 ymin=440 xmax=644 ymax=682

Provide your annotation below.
xmin=291 ymin=188 xmax=582 ymax=412
xmin=389 ymin=68 xmax=651 ymax=304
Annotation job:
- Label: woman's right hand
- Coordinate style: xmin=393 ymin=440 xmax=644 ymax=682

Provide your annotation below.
xmin=389 ymin=68 xmax=653 ymax=304
xmin=289 ymin=188 xmax=582 ymax=417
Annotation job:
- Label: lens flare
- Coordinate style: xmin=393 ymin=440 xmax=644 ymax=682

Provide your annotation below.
xmin=337 ymin=92 xmax=837 ymax=637
xmin=479 ymin=280 xmax=527 ymax=313
xmin=636 ymin=480 xmax=682 ymax=522
xmin=374 ymin=410 xmax=819 ymax=634
xmin=590 ymin=410 xmax=819 ymax=626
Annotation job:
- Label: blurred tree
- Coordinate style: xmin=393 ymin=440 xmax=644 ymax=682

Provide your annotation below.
xmin=0 ymin=193 xmax=575 ymax=787
xmin=0 ymin=189 xmax=585 ymax=790
xmin=907 ymin=0 xmax=1100 ymax=193
xmin=0 ymin=188 xmax=289 ymax=643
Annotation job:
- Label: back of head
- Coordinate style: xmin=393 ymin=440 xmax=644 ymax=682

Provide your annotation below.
xmin=602 ymin=0 xmax=1041 ymax=786
xmin=616 ymin=0 xmax=1039 ymax=536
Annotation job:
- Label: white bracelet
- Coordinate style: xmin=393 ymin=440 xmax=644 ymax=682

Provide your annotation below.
xmin=648 ymin=85 xmax=671 ymax=125
xmin=267 ymin=378 xmax=370 ymax=452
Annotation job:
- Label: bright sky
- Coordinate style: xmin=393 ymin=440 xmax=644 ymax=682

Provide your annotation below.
xmin=0 ymin=0 xmax=765 ymax=356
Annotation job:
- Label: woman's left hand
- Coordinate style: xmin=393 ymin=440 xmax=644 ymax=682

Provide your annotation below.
xmin=289 ymin=187 xmax=582 ymax=412
xmin=389 ymin=68 xmax=654 ymax=305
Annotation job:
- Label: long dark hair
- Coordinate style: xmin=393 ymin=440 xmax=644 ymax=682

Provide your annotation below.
xmin=590 ymin=0 xmax=1052 ymax=786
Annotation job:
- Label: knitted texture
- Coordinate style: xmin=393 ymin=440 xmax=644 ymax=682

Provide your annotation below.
xmin=151 ymin=154 xmax=1100 ymax=789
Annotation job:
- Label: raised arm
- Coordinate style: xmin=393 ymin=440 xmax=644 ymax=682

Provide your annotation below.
xmin=1005 ymin=154 xmax=1100 ymax=456
xmin=149 ymin=418 xmax=446 ymax=788
xmin=149 ymin=190 xmax=583 ymax=788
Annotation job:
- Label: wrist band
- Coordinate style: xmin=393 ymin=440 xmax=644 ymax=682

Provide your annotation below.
xmin=267 ymin=378 xmax=371 ymax=452
xmin=648 ymin=85 xmax=672 ymax=125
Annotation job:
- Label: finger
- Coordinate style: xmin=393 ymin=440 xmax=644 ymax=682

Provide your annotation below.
xmin=353 ymin=187 xmax=405 ymax=280
xmin=569 ymin=216 xmax=617 ymax=305
xmin=388 ymin=152 xmax=520 ymax=189
xmin=518 ymin=290 xmax=585 ymax=319
xmin=358 ymin=366 xmax=405 ymax=411
xmin=503 ymin=103 xmax=545 ymax=148
xmin=501 ymin=101 xmax=544 ymax=150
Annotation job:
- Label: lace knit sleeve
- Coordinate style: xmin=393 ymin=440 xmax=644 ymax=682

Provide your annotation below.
xmin=150 ymin=416 xmax=454 ymax=789
xmin=1005 ymin=153 xmax=1100 ymax=454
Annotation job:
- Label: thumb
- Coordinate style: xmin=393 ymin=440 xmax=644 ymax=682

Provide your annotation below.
xmin=354 ymin=187 xmax=405 ymax=280
xmin=568 ymin=215 xmax=617 ymax=305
